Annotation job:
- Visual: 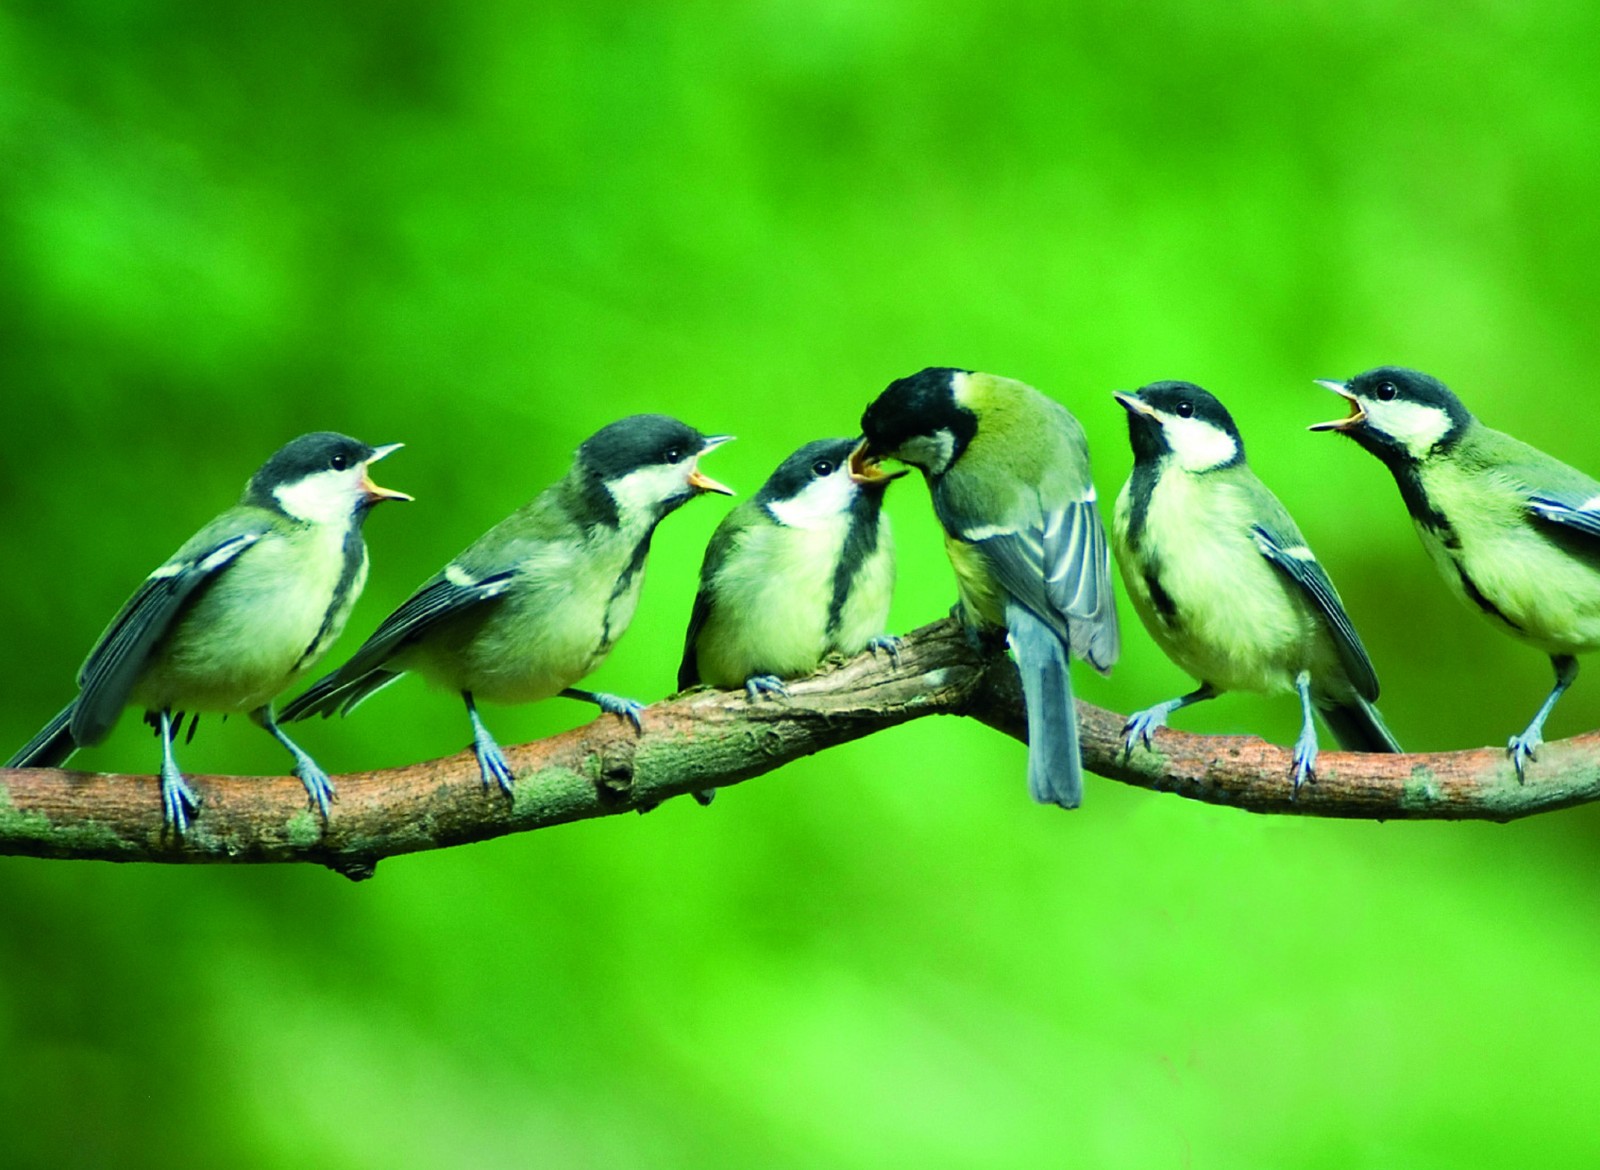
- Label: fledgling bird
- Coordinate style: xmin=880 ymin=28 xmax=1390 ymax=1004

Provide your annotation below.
xmin=852 ymin=367 xmax=1118 ymax=809
xmin=6 ymin=433 xmax=412 ymax=831
xmin=1112 ymin=382 xmax=1399 ymax=788
xmin=1311 ymin=366 xmax=1600 ymax=777
xmin=282 ymin=414 xmax=733 ymax=793
xmin=680 ymin=436 xmax=901 ymax=700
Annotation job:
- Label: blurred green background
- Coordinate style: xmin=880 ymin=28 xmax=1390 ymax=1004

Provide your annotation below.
xmin=5 ymin=1 xmax=1600 ymax=1166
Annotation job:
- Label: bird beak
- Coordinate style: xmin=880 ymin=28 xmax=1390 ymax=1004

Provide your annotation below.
xmin=688 ymin=435 xmax=736 ymax=496
xmin=361 ymin=443 xmax=414 ymax=503
xmin=1307 ymin=380 xmax=1365 ymax=433
xmin=847 ymin=437 xmax=903 ymax=485
xmin=1112 ymin=391 xmax=1157 ymax=418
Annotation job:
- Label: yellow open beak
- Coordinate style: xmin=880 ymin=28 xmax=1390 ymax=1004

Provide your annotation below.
xmin=362 ymin=442 xmax=414 ymax=503
xmin=847 ymin=438 xmax=906 ymax=485
xmin=1307 ymin=380 xmax=1365 ymax=433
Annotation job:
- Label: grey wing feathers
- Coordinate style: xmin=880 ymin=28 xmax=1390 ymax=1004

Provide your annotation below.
xmin=1041 ymin=499 xmax=1119 ymax=671
xmin=282 ymin=569 xmax=515 ymax=719
xmin=1250 ymin=524 xmax=1380 ymax=702
xmin=1005 ymin=599 xmax=1082 ymax=808
xmin=972 ymin=498 xmax=1119 ymax=674
xmin=1528 ymin=492 xmax=1600 ymax=543
xmin=71 ymin=529 xmax=266 ymax=746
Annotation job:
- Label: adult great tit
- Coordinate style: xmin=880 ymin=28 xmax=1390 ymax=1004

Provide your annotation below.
xmin=1113 ymin=382 xmax=1399 ymax=788
xmin=6 ymin=433 xmax=411 ymax=831
xmin=282 ymin=414 xmax=733 ymax=793
xmin=680 ymin=436 xmax=901 ymax=700
xmin=1311 ymin=365 xmax=1600 ymax=776
xmin=851 ymin=367 xmax=1118 ymax=809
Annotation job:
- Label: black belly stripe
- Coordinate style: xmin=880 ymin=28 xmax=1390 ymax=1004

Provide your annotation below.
xmin=295 ymin=528 xmax=366 ymax=671
xmin=1455 ymin=564 xmax=1523 ymax=632
xmin=826 ymin=494 xmax=885 ymax=638
xmin=1144 ymin=567 xmax=1178 ymax=621
xmin=601 ymin=527 xmax=657 ymax=647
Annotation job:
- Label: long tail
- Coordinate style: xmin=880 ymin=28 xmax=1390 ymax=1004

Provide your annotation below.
xmin=280 ymin=669 xmax=402 ymax=722
xmin=1317 ymin=697 xmax=1402 ymax=754
xmin=1006 ymin=600 xmax=1082 ymax=809
xmin=7 ymin=701 xmax=80 ymax=768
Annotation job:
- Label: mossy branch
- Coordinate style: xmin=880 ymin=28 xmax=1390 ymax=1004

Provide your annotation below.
xmin=2 ymin=617 xmax=1595 ymax=879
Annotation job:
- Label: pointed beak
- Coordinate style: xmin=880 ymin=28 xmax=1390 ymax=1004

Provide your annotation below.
xmin=688 ymin=435 xmax=736 ymax=496
xmin=1112 ymin=391 xmax=1157 ymax=418
xmin=1307 ymin=380 xmax=1364 ymax=433
xmin=847 ymin=437 xmax=905 ymax=486
xmin=361 ymin=442 xmax=413 ymax=503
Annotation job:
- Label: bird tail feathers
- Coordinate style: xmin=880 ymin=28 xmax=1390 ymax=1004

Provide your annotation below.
xmin=1006 ymin=601 xmax=1083 ymax=809
xmin=7 ymin=701 xmax=80 ymax=768
xmin=280 ymin=669 xmax=402 ymax=722
xmin=1318 ymin=697 xmax=1402 ymax=754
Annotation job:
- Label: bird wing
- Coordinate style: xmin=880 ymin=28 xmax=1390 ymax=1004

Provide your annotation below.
xmin=1527 ymin=490 xmax=1600 ymax=543
xmin=945 ymin=493 xmax=1119 ymax=673
xmin=71 ymin=513 xmax=274 ymax=745
xmin=1250 ymin=522 xmax=1380 ymax=701
xmin=328 ymin=566 xmax=518 ymax=682
xmin=677 ymin=515 xmax=741 ymax=691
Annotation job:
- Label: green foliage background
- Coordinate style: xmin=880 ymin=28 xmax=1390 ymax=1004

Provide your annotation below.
xmin=5 ymin=3 xmax=1600 ymax=1166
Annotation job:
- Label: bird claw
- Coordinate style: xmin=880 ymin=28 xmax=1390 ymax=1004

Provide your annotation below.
xmin=591 ymin=691 xmax=646 ymax=732
xmin=160 ymin=767 xmax=199 ymax=834
xmin=1120 ymin=707 xmax=1169 ymax=759
xmin=867 ymin=636 xmax=903 ymax=667
xmin=1290 ymin=737 xmax=1318 ymax=797
xmin=744 ymin=675 xmax=788 ymax=701
xmin=468 ymin=729 xmax=516 ymax=796
xmin=1507 ymin=731 xmax=1541 ymax=783
xmin=295 ymin=763 xmax=338 ymax=819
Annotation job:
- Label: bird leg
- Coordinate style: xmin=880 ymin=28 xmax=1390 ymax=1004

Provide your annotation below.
xmin=561 ymin=687 xmax=645 ymax=732
xmin=463 ymin=691 xmax=515 ymax=796
xmin=1508 ymin=654 xmax=1579 ymax=782
xmin=1121 ymin=683 xmax=1218 ymax=757
xmin=252 ymin=705 xmax=337 ymax=819
xmin=154 ymin=708 xmax=199 ymax=834
xmin=1291 ymin=671 xmax=1319 ymax=794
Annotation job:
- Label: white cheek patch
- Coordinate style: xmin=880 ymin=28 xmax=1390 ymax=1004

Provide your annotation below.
xmin=1367 ymin=399 xmax=1453 ymax=456
xmin=273 ymin=468 xmax=365 ymax=525
xmin=1163 ymin=415 xmax=1239 ymax=473
xmin=767 ymin=469 xmax=857 ymax=530
xmin=896 ymin=430 xmax=956 ymax=476
xmin=607 ymin=460 xmax=690 ymax=519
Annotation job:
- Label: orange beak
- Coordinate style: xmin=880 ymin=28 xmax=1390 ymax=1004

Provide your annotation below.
xmin=688 ymin=435 xmax=736 ymax=495
xmin=1307 ymin=380 xmax=1365 ymax=433
xmin=847 ymin=438 xmax=905 ymax=485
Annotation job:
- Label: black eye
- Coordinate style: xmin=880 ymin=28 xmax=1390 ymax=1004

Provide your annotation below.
xmin=1376 ymin=382 xmax=1398 ymax=401
xmin=811 ymin=459 xmax=835 ymax=477
xmin=330 ymin=453 xmax=351 ymax=470
xmin=663 ymin=446 xmax=684 ymax=463
xmin=1175 ymin=401 xmax=1194 ymax=418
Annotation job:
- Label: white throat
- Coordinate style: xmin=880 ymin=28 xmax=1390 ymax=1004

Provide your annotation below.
xmin=606 ymin=461 xmax=691 ymax=527
xmin=274 ymin=467 xmax=364 ymax=526
xmin=1365 ymin=399 xmax=1454 ymax=457
xmin=1163 ymin=415 xmax=1239 ymax=473
xmin=767 ymin=469 xmax=858 ymax=530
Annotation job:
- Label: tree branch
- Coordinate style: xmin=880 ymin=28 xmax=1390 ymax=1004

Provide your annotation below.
xmin=3 ymin=618 xmax=1595 ymax=878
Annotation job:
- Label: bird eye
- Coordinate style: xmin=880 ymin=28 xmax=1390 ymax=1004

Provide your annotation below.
xmin=1376 ymin=382 xmax=1398 ymax=401
xmin=330 ymin=453 xmax=351 ymax=470
xmin=1175 ymin=401 xmax=1194 ymax=418
xmin=812 ymin=459 xmax=835 ymax=477
xmin=663 ymin=446 xmax=684 ymax=463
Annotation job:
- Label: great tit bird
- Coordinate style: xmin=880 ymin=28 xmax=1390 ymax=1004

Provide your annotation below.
xmin=1112 ymin=382 xmax=1399 ymax=788
xmin=6 ymin=433 xmax=411 ymax=831
xmin=851 ymin=367 xmax=1118 ymax=809
xmin=680 ymin=436 xmax=901 ymax=700
xmin=1311 ymin=365 xmax=1600 ymax=777
xmin=282 ymin=414 xmax=733 ymax=793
